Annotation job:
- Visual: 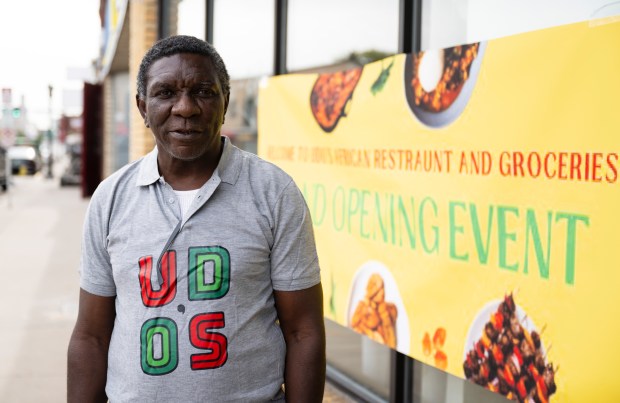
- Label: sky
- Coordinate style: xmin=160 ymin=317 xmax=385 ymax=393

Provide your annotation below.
xmin=0 ymin=0 xmax=101 ymax=131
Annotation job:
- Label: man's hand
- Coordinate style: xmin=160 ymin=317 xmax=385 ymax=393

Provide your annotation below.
xmin=67 ymin=289 xmax=115 ymax=403
xmin=274 ymin=283 xmax=326 ymax=403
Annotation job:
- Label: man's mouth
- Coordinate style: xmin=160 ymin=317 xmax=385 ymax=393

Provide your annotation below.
xmin=169 ymin=129 xmax=201 ymax=136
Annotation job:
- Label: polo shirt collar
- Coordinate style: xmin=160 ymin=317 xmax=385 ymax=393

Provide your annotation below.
xmin=135 ymin=136 xmax=241 ymax=187
xmin=216 ymin=136 xmax=241 ymax=185
xmin=136 ymin=147 xmax=160 ymax=186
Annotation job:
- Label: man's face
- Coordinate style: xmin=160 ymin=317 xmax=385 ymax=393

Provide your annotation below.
xmin=137 ymin=53 xmax=228 ymax=163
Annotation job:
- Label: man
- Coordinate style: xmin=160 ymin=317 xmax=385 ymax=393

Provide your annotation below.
xmin=68 ymin=35 xmax=325 ymax=402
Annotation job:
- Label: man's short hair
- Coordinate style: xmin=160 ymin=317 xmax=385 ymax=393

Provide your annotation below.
xmin=136 ymin=35 xmax=230 ymax=99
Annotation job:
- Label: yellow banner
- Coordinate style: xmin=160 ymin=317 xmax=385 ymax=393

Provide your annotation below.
xmin=258 ymin=21 xmax=620 ymax=402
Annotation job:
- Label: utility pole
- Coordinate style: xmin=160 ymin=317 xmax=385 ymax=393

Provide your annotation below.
xmin=46 ymin=85 xmax=54 ymax=179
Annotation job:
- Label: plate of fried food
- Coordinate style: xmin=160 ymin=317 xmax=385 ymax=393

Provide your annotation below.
xmin=404 ymin=42 xmax=486 ymax=128
xmin=463 ymin=293 xmax=557 ymax=403
xmin=347 ymin=260 xmax=410 ymax=353
xmin=310 ymin=67 xmax=364 ymax=133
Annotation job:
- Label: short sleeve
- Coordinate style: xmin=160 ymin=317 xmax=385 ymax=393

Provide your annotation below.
xmin=270 ymin=180 xmax=321 ymax=291
xmin=79 ymin=187 xmax=117 ymax=297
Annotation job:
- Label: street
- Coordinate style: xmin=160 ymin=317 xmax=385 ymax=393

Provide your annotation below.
xmin=0 ymin=170 xmax=88 ymax=402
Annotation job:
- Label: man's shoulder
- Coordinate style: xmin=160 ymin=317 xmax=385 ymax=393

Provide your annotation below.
xmin=234 ymin=147 xmax=293 ymax=184
xmin=91 ymin=157 xmax=146 ymax=200
xmin=234 ymin=150 xmax=305 ymax=210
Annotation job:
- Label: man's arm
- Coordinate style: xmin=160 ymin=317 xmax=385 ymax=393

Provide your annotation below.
xmin=274 ymin=283 xmax=326 ymax=403
xmin=67 ymin=289 xmax=116 ymax=403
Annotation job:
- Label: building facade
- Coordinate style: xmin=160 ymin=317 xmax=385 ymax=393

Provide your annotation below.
xmin=92 ymin=1 xmax=619 ymax=401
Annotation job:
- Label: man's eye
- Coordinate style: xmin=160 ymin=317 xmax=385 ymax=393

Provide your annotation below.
xmin=157 ymin=89 xmax=173 ymax=97
xmin=197 ymin=88 xmax=215 ymax=97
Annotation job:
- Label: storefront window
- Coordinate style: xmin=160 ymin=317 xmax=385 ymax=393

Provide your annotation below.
xmin=421 ymin=0 xmax=620 ymax=50
xmin=220 ymin=77 xmax=259 ymax=154
xmin=326 ymin=319 xmax=390 ymax=401
xmin=413 ymin=3 xmax=620 ymax=403
xmin=287 ymin=0 xmax=399 ymax=71
xmin=285 ymin=1 xmax=400 ymax=399
xmin=212 ymin=0 xmax=275 ymax=79
xmin=177 ymin=0 xmax=206 ymax=39
xmin=111 ymin=73 xmax=129 ymax=171
xmin=411 ymin=360 xmax=509 ymax=403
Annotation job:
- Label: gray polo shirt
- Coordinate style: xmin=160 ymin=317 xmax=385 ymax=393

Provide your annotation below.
xmin=80 ymin=137 xmax=321 ymax=402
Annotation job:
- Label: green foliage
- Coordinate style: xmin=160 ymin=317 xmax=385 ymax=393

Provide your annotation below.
xmin=338 ymin=49 xmax=394 ymax=66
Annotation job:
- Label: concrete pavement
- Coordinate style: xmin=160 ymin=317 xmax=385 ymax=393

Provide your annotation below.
xmin=0 ymin=172 xmax=88 ymax=402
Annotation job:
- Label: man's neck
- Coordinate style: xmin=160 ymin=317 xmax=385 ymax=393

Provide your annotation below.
xmin=158 ymin=141 xmax=224 ymax=190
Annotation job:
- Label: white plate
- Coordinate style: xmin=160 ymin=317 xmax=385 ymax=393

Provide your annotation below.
xmin=463 ymin=299 xmax=543 ymax=361
xmin=404 ymin=42 xmax=487 ymax=129
xmin=347 ymin=260 xmax=410 ymax=354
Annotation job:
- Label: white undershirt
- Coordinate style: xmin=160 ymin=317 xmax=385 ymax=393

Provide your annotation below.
xmin=173 ymin=189 xmax=200 ymax=221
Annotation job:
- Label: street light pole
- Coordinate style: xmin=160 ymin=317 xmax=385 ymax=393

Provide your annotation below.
xmin=46 ymin=84 xmax=54 ymax=179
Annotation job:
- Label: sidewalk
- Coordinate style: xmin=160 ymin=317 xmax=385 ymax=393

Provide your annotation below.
xmin=0 ymin=173 xmax=88 ymax=403
xmin=324 ymin=382 xmax=360 ymax=402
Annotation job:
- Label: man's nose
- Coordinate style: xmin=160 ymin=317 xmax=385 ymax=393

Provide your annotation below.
xmin=172 ymin=92 xmax=200 ymax=117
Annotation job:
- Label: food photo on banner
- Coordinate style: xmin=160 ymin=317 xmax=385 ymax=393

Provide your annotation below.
xmin=258 ymin=19 xmax=620 ymax=403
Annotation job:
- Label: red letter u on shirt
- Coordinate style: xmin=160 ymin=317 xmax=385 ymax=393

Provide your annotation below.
xmin=139 ymin=251 xmax=177 ymax=307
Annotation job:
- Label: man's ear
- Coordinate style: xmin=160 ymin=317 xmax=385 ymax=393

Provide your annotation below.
xmin=136 ymin=94 xmax=146 ymax=118
xmin=136 ymin=94 xmax=148 ymax=126
xmin=223 ymin=93 xmax=230 ymax=124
